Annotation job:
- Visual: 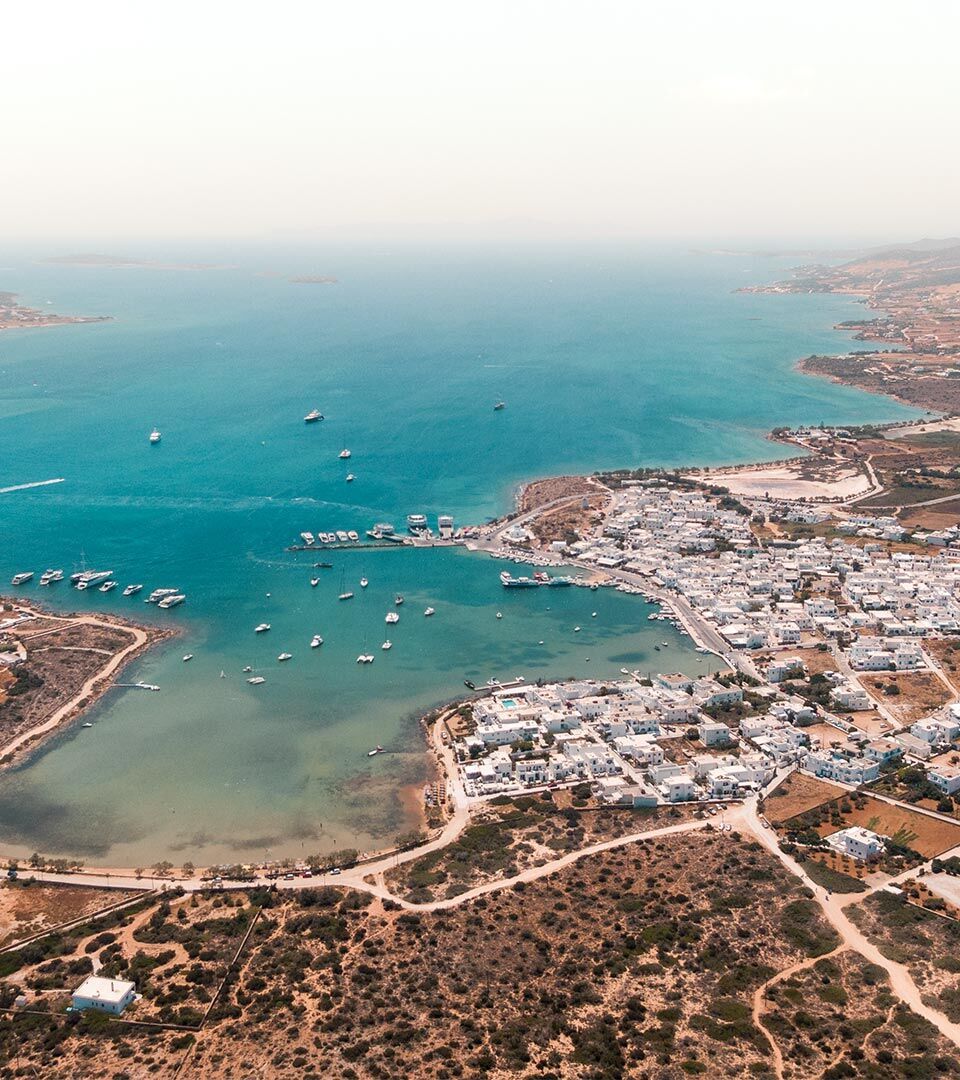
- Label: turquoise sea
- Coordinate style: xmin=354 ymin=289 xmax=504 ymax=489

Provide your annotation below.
xmin=0 ymin=245 xmax=920 ymax=865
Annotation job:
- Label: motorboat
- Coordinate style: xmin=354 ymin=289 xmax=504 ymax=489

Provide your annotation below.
xmin=255 ymin=623 xmax=271 ymax=633
xmin=158 ymin=594 xmax=186 ymax=609
xmin=146 ymin=587 xmax=178 ymax=603
xmin=382 ymin=640 xmax=392 ymax=650
xmin=149 ymin=429 xmax=161 ymax=444
xmin=367 ymin=745 xmax=385 ymax=756
xmin=385 ymin=612 xmax=399 ymax=624
xmin=310 ymin=635 xmax=323 ymax=648
xmin=345 ymin=473 xmax=355 ymax=483
xmin=424 ymin=607 xmax=435 ymax=617
xmin=494 ymin=401 xmax=505 ymax=410
xmin=182 ymin=654 xmax=193 ymax=662
xmin=99 ymin=580 xmax=117 ymax=592
xmin=574 ymin=626 xmax=581 ymax=633
xmin=123 ymin=584 xmax=143 ymax=596
xmin=394 ymin=594 xmax=404 ymax=606
xmin=360 ymin=577 xmax=368 ymax=588
xmin=304 ymin=409 xmax=324 ymax=423
xmin=339 ymin=591 xmax=354 ymax=601
xmin=336 ymin=531 xmax=349 ymax=543
xmin=496 ymin=612 xmax=503 ymax=619
xmin=300 ymin=532 xmax=315 ymax=545
xmin=347 ymin=531 xmax=359 ymax=542
xmin=339 ymin=449 xmax=351 ymax=459
xmin=356 ymin=654 xmax=374 ymax=664
xmin=247 ymin=676 xmax=266 ymax=685
xmin=310 ymin=577 xmax=320 ymax=587
xmin=277 ymin=653 xmax=292 ymax=662
xmin=39 ymin=569 xmax=63 ymax=585
xmin=242 ymin=665 xmax=253 ymax=672
xmin=10 ymin=572 xmax=34 ymax=585
xmin=74 ymin=570 xmax=114 ymax=590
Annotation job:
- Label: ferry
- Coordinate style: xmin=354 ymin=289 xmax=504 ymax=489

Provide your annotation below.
xmin=277 ymin=653 xmax=292 ymax=662
xmin=300 ymin=532 xmax=315 ymax=545
xmin=304 ymin=409 xmax=324 ymax=423
xmin=500 ymin=572 xmax=539 ymax=589
xmin=310 ymin=635 xmax=323 ymax=648
xmin=339 ymin=449 xmax=351 ymax=459
xmin=255 ymin=623 xmax=271 ymax=633
xmin=149 ymin=429 xmax=161 ymax=444
xmin=247 ymin=676 xmax=266 ymax=685
xmin=146 ymin=587 xmax=179 ymax=603
xmin=158 ymin=594 xmax=186 ymax=609
xmin=407 ymin=513 xmax=428 ymax=533
xmin=385 ymin=611 xmax=399 ymax=624
xmin=381 ymin=640 xmax=392 ymax=650
xmin=99 ymin=580 xmax=118 ymax=593
xmin=11 ymin=572 xmax=34 ymax=585
xmin=123 ymin=584 xmax=143 ymax=596
xmin=424 ymin=607 xmax=435 ymax=617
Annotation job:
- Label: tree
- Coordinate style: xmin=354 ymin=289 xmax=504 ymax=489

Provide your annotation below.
xmin=181 ymin=861 xmax=195 ymax=877
xmin=153 ymin=860 xmax=174 ymax=877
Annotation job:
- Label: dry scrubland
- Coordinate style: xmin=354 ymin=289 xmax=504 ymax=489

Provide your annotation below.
xmin=2 ymin=830 xmax=849 ymax=1078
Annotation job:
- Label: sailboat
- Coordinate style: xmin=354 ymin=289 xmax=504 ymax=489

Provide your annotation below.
xmin=338 ymin=569 xmax=354 ymax=601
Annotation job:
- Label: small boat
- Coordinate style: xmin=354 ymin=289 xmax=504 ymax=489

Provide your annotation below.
xmin=339 ymin=591 xmax=354 ymax=601
xmin=304 ymin=409 xmax=324 ymax=423
xmin=382 ymin=640 xmax=392 ymax=650
xmin=336 ymin=531 xmax=349 ymax=543
xmin=385 ymin=612 xmax=399 ymax=624
xmin=123 ymin=584 xmax=143 ymax=596
xmin=278 ymin=653 xmax=292 ymax=662
xmin=134 ymin=681 xmax=161 ymax=691
xmin=494 ymin=401 xmax=505 ymax=411
xmin=356 ymin=654 xmax=374 ymax=664
xmin=311 ymin=635 xmax=323 ymax=648
xmin=99 ymin=580 xmax=117 ymax=592
xmin=591 ymin=612 xmax=597 ymax=618
xmin=255 ymin=623 xmax=271 ymax=633
xmin=424 ymin=607 xmax=435 ymax=617
xmin=310 ymin=577 xmax=320 ymax=587
xmin=82 ymin=722 xmax=94 ymax=728
xmin=574 ymin=626 xmax=581 ymax=633
xmin=220 ymin=670 xmax=226 ymax=678
xmin=654 ymin=645 xmax=661 ymax=651
xmin=182 ymin=654 xmax=193 ymax=662
xmin=247 ymin=676 xmax=266 ymax=685
xmin=345 ymin=473 xmax=355 ymax=483
xmin=339 ymin=449 xmax=352 ymax=459
xmin=314 ymin=562 xmax=333 ymax=569
xmin=496 ymin=612 xmax=502 ymax=619
xmin=367 ymin=744 xmax=385 ymax=756
xmin=149 ymin=429 xmax=161 ymax=444
xmin=300 ymin=532 xmax=315 ymax=545
xmin=242 ymin=665 xmax=253 ymax=673
xmin=10 ymin=572 xmax=34 ymax=585
xmin=347 ymin=531 xmax=359 ymax=542
xmin=395 ymin=595 xmax=404 ymax=606
xmin=464 ymin=679 xmax=477 ymax=690
xmin=360 ymin=577 xmax=368 ymax=588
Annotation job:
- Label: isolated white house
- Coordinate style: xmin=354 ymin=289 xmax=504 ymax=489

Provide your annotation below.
xmin=71 ymin=977 xmax=135 ymax=1016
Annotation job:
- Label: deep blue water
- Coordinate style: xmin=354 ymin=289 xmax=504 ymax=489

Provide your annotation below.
xmin=0 ymin=246 xmax=919 ymax=863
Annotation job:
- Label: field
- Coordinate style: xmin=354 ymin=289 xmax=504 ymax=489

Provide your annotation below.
xmin=0 ymin=830 xmax=843 ymax=1078
xmin=860 ymin=670 xmax=954 ymax=724
xmin=762 ymin=773 xmax=844 ymax=824
xmin=794 ymin=793 xmax=960 ymax=859
xmin=926 ymin=638 xmax=960 ymax=695
xmin=0 ymin=882 xmax=139 ymax=948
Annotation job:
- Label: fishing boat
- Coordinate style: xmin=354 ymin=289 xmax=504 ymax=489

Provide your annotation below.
xmin=367 ymin=744 xmax=385 ymax=756
xmin=255 ymin=623 xmax=271 ymax=633
xmin=304 ymin=409 xmax=324 ymax=423
xmin=310 ymin=634 xmax=323 ymax=648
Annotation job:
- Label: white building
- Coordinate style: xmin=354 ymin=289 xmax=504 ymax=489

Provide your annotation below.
xmin=825 ymin=826 xmax=885 ymax=862
xmin=71 ymin=977 xmax=136 ymax=1016
xmin=929 ymin=764 xmax=960 ymax=796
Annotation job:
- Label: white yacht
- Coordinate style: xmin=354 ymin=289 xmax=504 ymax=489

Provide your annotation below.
xmin=310 ymin=634 xmax=323 ymax=648
xmin=385 ymin=611 xmax=399 ymax=624
xmin=11 ymin=572 xmax=34 ymax=585
xmin=304 ymin=409 xmax=324 ymax=423
xmin=39 ymin=569 xmax=63 ymax=586
xmin=123 ymin=584 xmax=143 ymax=596
xmin=424 ymin=607 xmax=435 ymax=617
xmin=149 ymin=429 xmax=161 ymax=444
xmin=182 ymin=654 xmax=193 ymax=662
xmin=277 ymin=652 xmax=292 ymax=662
xmin=407 ymin=514 xmax=428 ymax=533
xmin=310 ymin=577 xmax=320 ymax=587
xmin=381 ymin=640 xmax=392 ymax=650
xmin=73 ymin=570 xmax=113 ymax=590
xmin=255 ymin=623 xmax=271 ymax=633
xmin=99 ymin=580 xmax=117 ymax=593
xmin=339 ymin=449 xmax=352 ymax=459
xmin=247 ymin=676 xmax=266 ymax=685
xmin=158 ymin=594 xmax=186 ymax=609
xmin=347 ymin=531 xmax=359 ymax=542
xmin=300 ymin=532 xmax=315 ymax=545
xmin=145 ymin=587 xmax=178 ymax=603
xmin=345 ymin=473 xmax=355 ymax=483
xmin=360 ymin=577 xmax=368 ymax=588
xmin=356 ymin=654 xmax=374 ymax=664
xmin=336 ymin=531 xmax=349 ymax=543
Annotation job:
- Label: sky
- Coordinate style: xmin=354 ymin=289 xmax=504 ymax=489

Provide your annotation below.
xmin=3 ymin=0 xmax=959 ymax=245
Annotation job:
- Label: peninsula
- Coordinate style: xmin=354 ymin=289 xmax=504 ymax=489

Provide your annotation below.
xmin=0 ymin=291 xmax=110 ymax=331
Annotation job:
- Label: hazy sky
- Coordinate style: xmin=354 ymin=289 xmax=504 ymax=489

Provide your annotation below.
xmin=5 ymin=0 xmax=959 ymax=244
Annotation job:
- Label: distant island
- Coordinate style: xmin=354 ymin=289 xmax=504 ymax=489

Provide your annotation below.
xmin=289 ymin=275 xmax=339 ymax=285
xmin=44 ymin=253 xmax=237 ymax=272
xmin=0 ymin=291 xmax=110 ymax=331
